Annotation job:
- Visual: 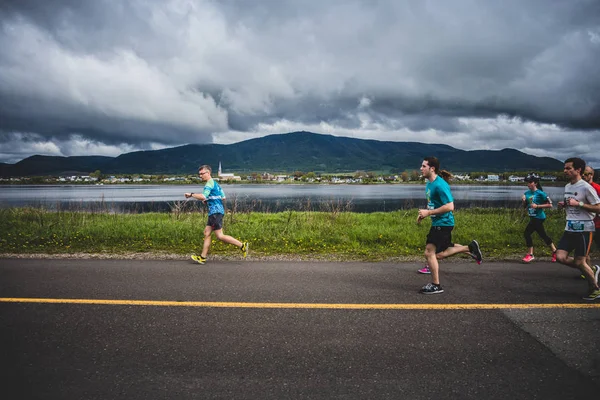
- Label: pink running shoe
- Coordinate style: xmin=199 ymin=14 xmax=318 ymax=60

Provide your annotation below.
xmin=522 ymin=254 xmax=535 ymax=263
xmin=551 ymin=252 xmax=557 ymax=263
xmin=417 ymin=265 xmax=431 ymax=274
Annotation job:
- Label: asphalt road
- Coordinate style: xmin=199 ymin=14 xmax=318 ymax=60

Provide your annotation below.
xmin=1 ymin=258 xmax=599 ymax=400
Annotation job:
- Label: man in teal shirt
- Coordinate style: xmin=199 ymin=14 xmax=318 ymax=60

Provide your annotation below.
xmin=185 ymin=164 xmax=248 ymax=264
xmin=417 ymin=157 xmax=483 ymax=294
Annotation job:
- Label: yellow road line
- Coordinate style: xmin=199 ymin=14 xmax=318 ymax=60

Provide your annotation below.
xmin=1 ymin=298 xmax=599 ymax=309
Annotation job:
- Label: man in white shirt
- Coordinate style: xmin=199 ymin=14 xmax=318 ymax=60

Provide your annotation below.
xmin=556 ymin=157 xmax=600 ymax=301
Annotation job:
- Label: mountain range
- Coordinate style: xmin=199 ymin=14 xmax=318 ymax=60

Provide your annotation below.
xmin=0 ymin=131 xmax=564 ymax=176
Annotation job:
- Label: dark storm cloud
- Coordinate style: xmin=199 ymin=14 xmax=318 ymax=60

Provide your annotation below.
xmin=0 ymin=91 xmax=215 ymax=146
xmin=1 ymin=0 xmax=159 ymax=55
xmin=1 ymin=0 xmax=600 ymax=164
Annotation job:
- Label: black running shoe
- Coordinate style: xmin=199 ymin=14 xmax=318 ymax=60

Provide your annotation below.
xmin=419 ymin=282 xmax=444 ymax=294
xmin=468 ymin=240 xmax=483 ymax=265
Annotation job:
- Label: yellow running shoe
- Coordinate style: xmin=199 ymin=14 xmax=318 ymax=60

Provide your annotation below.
xmin=583 ymin=265 xmax=600 ymax=281
xmin=583 ymin=288 xmax=600 ymax=301
xmin=240 ymin=242 xmax=249 ymax=258
xmin=191 ymin=254 xmax=206 ymax=264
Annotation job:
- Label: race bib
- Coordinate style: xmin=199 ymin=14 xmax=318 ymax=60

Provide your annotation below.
xmin=567 ymin=221 xmax=585 ymax=231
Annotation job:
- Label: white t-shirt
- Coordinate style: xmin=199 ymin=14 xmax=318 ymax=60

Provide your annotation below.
xmin=564 ymin=179 xmax=600 ymax=232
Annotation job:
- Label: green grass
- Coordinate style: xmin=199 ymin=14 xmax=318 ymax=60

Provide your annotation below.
xmin=0 ymin=207 xmax=581 ymax=262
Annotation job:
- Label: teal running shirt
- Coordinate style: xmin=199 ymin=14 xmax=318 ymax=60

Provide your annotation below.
xmin=524 ymin=189 xmax=549 ymax=220
xmin=202 ymin=179 xmax=226 ymax=215
xmin=425 ymin=176 xmax=455 ymax=227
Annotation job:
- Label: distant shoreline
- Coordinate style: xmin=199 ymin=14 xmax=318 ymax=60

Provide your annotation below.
xmin=0 ymin=180 xmax=569 ymax=187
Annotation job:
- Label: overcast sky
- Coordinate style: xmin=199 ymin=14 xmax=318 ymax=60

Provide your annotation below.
xmin=1 ymin=0 xmax=599 ymax=167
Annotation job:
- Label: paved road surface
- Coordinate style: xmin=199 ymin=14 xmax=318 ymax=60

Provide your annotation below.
xmin=1 ymin=258 xmax=599 ymax=399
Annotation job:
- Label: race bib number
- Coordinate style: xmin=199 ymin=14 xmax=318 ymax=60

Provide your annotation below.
xmin=567 ymin=221 xmax=585 ymax=231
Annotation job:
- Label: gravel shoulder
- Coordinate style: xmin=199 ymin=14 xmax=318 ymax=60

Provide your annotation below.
xmin=0 ymin=252 xmax=519 ymax=263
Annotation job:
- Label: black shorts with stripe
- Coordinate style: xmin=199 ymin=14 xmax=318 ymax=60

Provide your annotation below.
xmin=557 ymin=231 xmax=593 ymax=258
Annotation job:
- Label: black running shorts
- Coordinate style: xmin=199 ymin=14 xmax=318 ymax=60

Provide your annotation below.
xmin=426 ymin=226 xmax=454 ymax=253
xmin=207 ymin=213 xmax=224 ymax=230
xmin=557 ymin=231 xmax=593 ymax=258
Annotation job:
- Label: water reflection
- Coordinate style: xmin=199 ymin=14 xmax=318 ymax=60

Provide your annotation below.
xmin=0 ymin=184 xmax=563 ymax=213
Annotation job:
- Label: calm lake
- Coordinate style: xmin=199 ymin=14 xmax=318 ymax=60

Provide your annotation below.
xmin=0 ymin=184 xmax=567 ymax=213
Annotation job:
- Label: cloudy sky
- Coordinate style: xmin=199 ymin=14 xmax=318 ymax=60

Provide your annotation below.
xmin=1 ymin=0 xmax=599 ymax=166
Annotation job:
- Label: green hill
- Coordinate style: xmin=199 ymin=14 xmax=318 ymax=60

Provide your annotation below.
xmin=0 ymin=131 xmax=564 ymax=176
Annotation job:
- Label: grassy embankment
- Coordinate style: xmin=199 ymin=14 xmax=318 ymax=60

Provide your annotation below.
xmin=0 ymin=206 xmax=579 ymax=262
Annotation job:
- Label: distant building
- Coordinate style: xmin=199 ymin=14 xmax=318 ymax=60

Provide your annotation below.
xmin=509 ymin=175 xmax=525 ymax=182
xmin=487 ymin=175 xmax=500 ymax=182
xmin=58 ymin=175 xmax=97 ymax=182
xmin=217 ymin=162 xmax=241 ymax=181
xmin=541 ymin=175 xmax=557 ymax=182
